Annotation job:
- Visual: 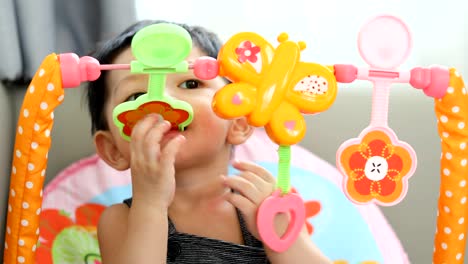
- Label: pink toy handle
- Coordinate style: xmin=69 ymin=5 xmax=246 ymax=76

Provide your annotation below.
xmin=191 ymin=56 xmax=219 ymax=80
xmin=410 ymin=66 xmax=450 ymax=98
xmin=257 ymin=191 xmax=305 ymax=252
xmin=59 ymin=53 xmax=220 ymax=88
xmin=59 ymin=53 xmax=106 ymax=88
xmin=334 ymin=64 xmax=358 ymax=83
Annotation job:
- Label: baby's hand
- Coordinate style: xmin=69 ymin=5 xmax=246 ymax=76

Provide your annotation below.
xmin=130 ymin=114 xmax=185 ymax=209
xmin=223 ymin=160 xmax=279 ymax=240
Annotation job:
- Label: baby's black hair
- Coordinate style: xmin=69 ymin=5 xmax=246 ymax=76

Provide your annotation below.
xmin=86 ymin=20 xmax=223 ymax=134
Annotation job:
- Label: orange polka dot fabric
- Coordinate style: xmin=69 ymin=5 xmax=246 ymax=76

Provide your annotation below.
xmin=3 ymin=54 xmax=64 ymax=264
xmin=433 ymin=68 xmax=468 ymax=263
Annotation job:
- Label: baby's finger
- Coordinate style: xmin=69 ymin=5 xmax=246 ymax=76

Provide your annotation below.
xmin=232 ymin=160 xmax=276 ymax=184
xmin=224 ymin=176 xmax=263 ymax=205
xmin=238 ymin=171 xmax=273 ymax=195
xmin=144 ymin=120 xmax=172 ymax=161
xmin=159 ymin=134 xmax=185 ymax=173
xmin=225 ymin=192 xmax=257 ymax=219
xmin=130 ymin=114 xmax=161 ymax=157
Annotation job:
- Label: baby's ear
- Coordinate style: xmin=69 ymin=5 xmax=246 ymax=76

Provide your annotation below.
xmin=94 ymin=131 xmax=130 ymax=171
xmin=226 ymin=117 xmax=254 ymax=145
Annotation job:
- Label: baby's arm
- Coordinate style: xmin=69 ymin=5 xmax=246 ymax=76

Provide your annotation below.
xmin=98 ymin=202 xmax=169 ymax=263
xmin=224 ymin=160 xmax=332 ymax=264
xmin=98 ymin=114 xmax=185 ymax=263
xmin=265 ymin=227 xmax=331 ymax=264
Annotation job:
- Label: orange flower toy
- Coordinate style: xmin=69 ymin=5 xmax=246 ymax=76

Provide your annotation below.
xmin=334 ymin=15 xmax=450 ymax=206
xmin=212 ymin=31 xmax=338 ymax=252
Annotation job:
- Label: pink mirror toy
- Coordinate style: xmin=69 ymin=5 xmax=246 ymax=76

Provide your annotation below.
xmin=334 ymin=15 xmax=450 ymax=206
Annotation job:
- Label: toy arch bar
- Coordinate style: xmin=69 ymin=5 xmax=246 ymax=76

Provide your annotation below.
xmin=59 ymin=53 xmax=220 ymax=88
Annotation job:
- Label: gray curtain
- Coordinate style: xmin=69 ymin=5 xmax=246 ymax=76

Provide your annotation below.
xmin=0 ymin=0 xmax=137 ymax=82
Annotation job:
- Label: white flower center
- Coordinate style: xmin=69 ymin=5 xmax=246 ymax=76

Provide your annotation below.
xmin=364 ymin=156 xmax=388 ymax=181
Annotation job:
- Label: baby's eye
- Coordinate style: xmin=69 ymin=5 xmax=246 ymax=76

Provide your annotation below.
xmin=179 ymin=79 xmax=201 ymax=89
xmin=125 ymin=92 xmax=145 ymax=102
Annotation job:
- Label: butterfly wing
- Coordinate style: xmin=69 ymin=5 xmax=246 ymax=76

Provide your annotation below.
xmin=212 ymin=32 xmax=275 ymax=121
xmin=265 ymin=101 xmax=306 ymax=146
xmin=286 ymin=62 xmax=338 ymax=114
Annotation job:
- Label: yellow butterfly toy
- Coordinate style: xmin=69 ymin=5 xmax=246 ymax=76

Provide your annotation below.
xmin=212 ymin=32 xmax=338 ymax=252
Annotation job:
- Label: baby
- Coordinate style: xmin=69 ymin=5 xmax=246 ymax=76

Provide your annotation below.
xmin=86 ymin=20 xmax=331 ymax=263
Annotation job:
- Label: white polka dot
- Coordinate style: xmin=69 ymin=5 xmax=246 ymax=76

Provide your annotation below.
xmin=27 ymin=163 xmax=35 ymax=171
xmin=445 ymin=190 xmax=453 ymax=197
xmin=17 ymin=256 xmax=25 ymax=263
xmin=456 ymin=253 xmax=462 ymax=260
xmin=34 ymin=123 xmax=40 ymax=131
xmin=36 ymin=228 xmax=40 ymax=235
xmin=6 ymin=226 xmax=11 ymax=234
xmin=45 ymin=129 xmax=50 ymax=137
xmin=47 ymin=83 xmax=54 ymax=91
xmin=452 ymin=106 xmax=460 ymax=113
xmin=445 ymin=152 xmax=453 ymax=160
xmin=12 ymin=166 xmax=16 ymax=174
xmin=25 ymin=181 xmax=33 ymax=189
xmin=39 ymin=69 xmax=45 ymax=77
xmin=32 ymin=244 xmax=36 ymax=252
xmin=442 ymin=132 xmax=449 ymax=138
xmin=23 ymin=109 xmax=29 ymax=117
xmin=18 ymin=126 xmax=23 ymax=134
xmin=31 ymin=142 xmax=38 ymax=149
xmin=29 ymin=85 xmax=35 ymax=93
xmin=463 ymin=87 xmax=467 ymax=95
xmin=461 ymin=142 xmax=467 ymax=150
xmin=443 ymin=168 xmax=451 ymax=176
xmin=444 ymin=227 xmax=452 ymax=234
xmin=18 ymin=239 xmax=24 ymax=246
xmin=41 ymin=169 xmax=45 ymax=176
xmin=15 ymin=149 xmax=21 ymax=158
xmin=460 ymin=180 xmax=466 ymax=187
xmin=459 ymin=217 xmax=465 ymax=224
xmin=11 ymin=189 xmax=15 ymax=197
xmin=21 ymin=219 xmax=28 ymax=227
xmin=58 ymin=94 xmax=64 ymax=102
xmin=36 ymin=208 xmax=41 ymax=215
xmin=458 ymin=122 xmax=465 ymax=129
xmin=462 ymin=159 xmax=467 ymax=167
xmin=40 ymin=190 xmax=43 ymax=197
xmin=440 ymin=115 xmax=448 ymax=123
xmin=50 ymin=112 xmax=54 ymax=119
xmin=40 ymin=102 xmax=48 ymax=110
xmin=461 ymin=197 xmax=467 ymax=204
xmin=8 ymin=204 xmax=12 ymax=212
xmin=441 ymin=242 xmax=448 ymax=250
xmin=444 ymin=206 xmax=451 ymax=213
xmin=459 ymin=233 xmax=464 ymax=240
xmin=447 ymin=87 xmax=454 ymax=94
xmin=22 ymin=202 xmax=29 ymax=209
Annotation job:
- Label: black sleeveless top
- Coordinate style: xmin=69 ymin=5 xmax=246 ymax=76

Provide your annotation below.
xmin=123 ymin=198 xmax=270 ymax=263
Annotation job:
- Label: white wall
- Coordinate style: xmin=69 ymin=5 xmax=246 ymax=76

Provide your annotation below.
xmin=136 ymin=0 xmax=467 ymax=78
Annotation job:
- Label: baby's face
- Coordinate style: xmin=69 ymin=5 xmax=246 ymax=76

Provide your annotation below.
xmin=104 ymin=46 xmax=232 ymax=168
